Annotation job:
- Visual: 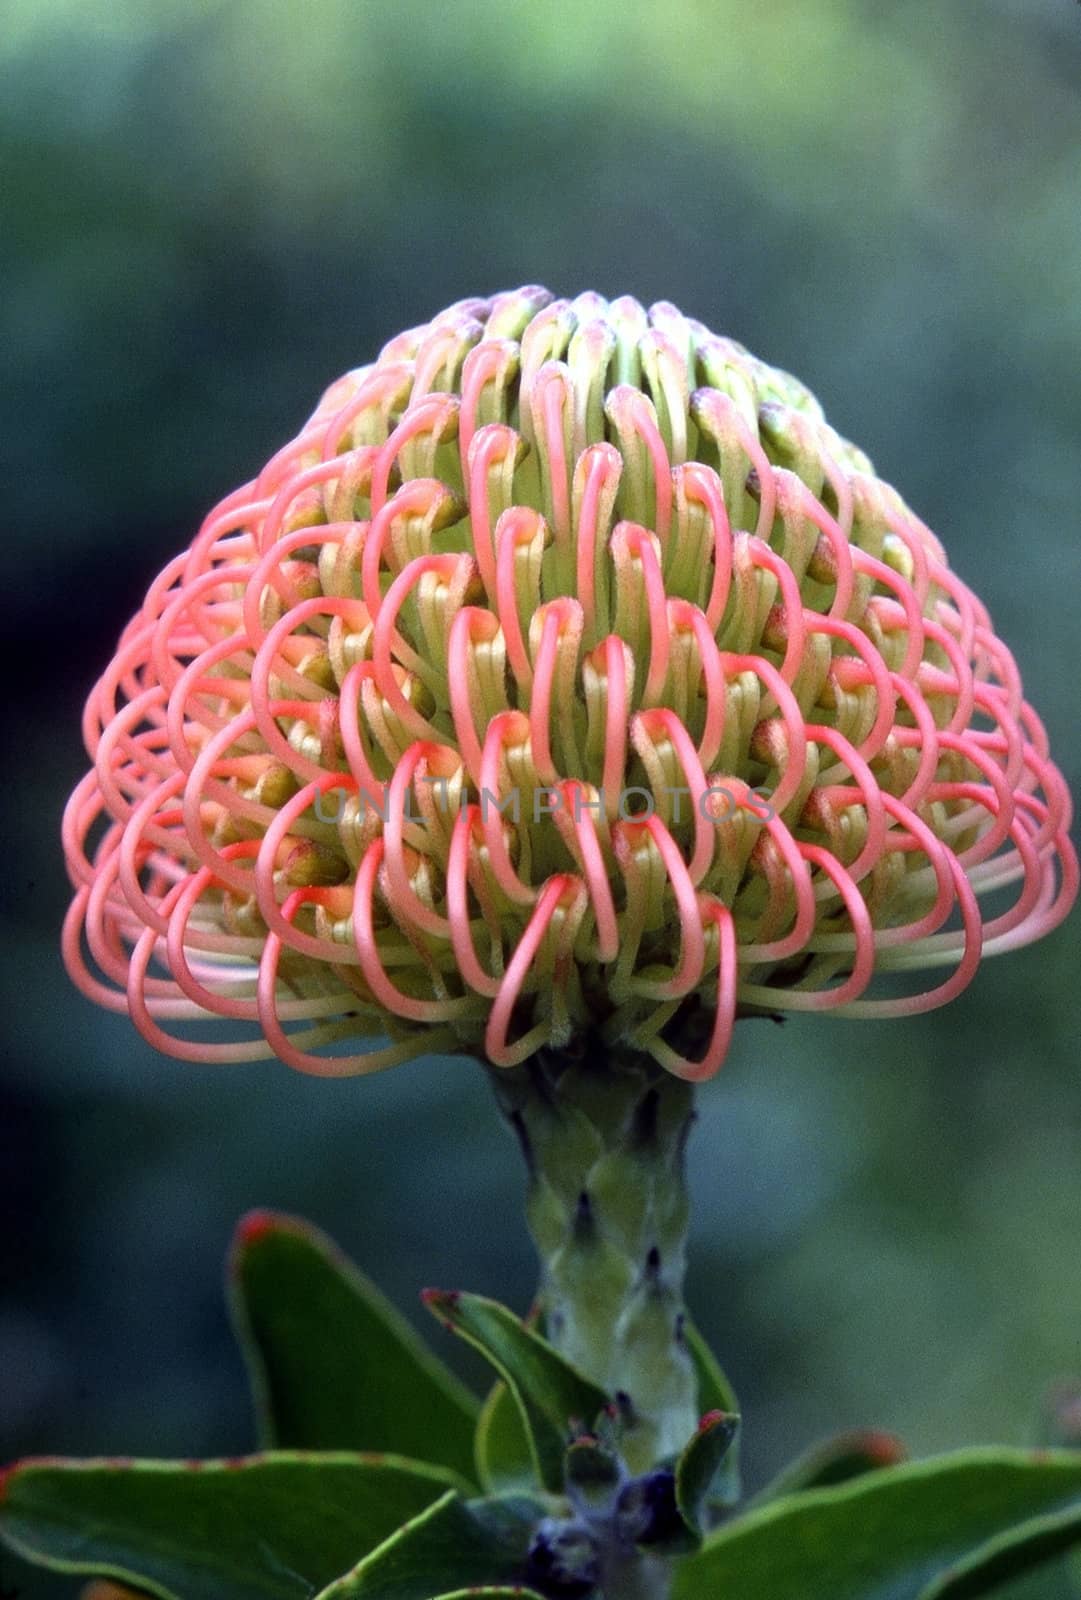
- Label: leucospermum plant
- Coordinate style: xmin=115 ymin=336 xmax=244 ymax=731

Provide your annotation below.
xmin=5 ymin=289 xmax=1077 ymax=1600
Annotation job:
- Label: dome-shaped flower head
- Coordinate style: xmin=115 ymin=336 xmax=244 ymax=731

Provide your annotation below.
xmin=63 ymin=288 xmax=1078 ymax=1080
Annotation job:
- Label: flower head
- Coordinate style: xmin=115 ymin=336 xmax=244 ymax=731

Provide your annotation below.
xmin=63 ymin=288 xmax=1077 ymax=1079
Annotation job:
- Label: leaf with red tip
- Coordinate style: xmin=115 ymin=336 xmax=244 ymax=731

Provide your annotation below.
xmin=421 ymin=1290 xmax=609 ymax=1493
xmin=684 ymin=1317 xmax=741 ymax=1507
xmin=229 ymin=1211 xmax=478 ymax=1483
xmin=671 ymin=1448 xmax=1081 ymax=1600
xmin=0 ymin=1452 xmax=462 ymax=1600
xmin=674 ymin=1409 xmax=740 ymax=1538
xmin=753 ymin=1428 xmax=907 ymax=1504
xmin=312 ymin=1489 xmax=546 ymax=1599
xmin=564 ymin=1433 xmax=622 ymax=1509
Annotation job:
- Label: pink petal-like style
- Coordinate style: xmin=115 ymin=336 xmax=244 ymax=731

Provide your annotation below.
xmin=62 ymin=288 xmax=1077 ymax=1080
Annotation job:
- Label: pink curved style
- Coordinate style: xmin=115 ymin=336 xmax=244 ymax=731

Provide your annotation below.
xmin=63 ymin=289 xmax=1077 ymax=1080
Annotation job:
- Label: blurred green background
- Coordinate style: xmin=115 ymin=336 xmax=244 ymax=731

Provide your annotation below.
xmin=2 ymin=0 xmax=1080 ymax=1592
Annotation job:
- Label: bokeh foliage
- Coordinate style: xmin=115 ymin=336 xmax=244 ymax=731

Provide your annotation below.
xmin=1 ymin=1 xmax=1079 ymax=1592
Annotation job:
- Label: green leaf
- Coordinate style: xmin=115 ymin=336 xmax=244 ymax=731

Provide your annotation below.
xmin=754 ymin=1429 xmax=907 ymax=1502
xmin=0 ymin=1452 xmax=462 ymax=1600
xmin=674 ymin=1409 xmax=739 ymax=1538
xmin=422 ymin=1290 xmax=610 ymax=1493
xmin=425 ymin=1592 xmax=549 ymax=1599
xmin=684 ymin=1316 xmax=741 ymax=1506
xmin=564 ymin=1434 xmax=622 ymax=1509
xmin=918 ymin=1501 xmax=1081 ymax=1598
xmin=474 ymin=1380 xmax=537 ymax=1494
xmin=671 ymin=1448 xmax=1081 ymax=1600
xmin=312 ymin=1489 xmax=547 ymax=1600
xmin=230 ymin=1212 xmax=479 ymax=1484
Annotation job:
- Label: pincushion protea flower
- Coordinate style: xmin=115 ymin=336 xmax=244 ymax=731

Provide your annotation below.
xmin=22 ymin=290 xmax=1081 ymax=1600
xmin=63 ymin=287 xmax=1076 ymax=1083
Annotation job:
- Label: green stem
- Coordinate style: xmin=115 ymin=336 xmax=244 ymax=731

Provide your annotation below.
xmin=489 ymin=1040 xmax=699 ymax=1475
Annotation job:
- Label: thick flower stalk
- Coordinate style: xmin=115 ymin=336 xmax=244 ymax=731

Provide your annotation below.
xmin=490 ymin=1042 xmax=699 ymax=1469
xmin=63 ymin=287 xmax=1076 ymax=1082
